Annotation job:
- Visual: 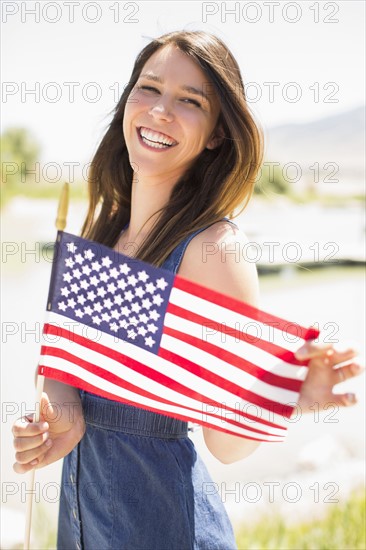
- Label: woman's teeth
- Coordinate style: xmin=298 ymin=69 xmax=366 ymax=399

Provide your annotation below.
xmin=139 ymin=127 xmax=176 ymax=149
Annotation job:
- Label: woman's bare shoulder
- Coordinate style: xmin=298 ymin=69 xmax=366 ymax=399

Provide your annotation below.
xmin=178 ymin=220 xmax=259 ymax=306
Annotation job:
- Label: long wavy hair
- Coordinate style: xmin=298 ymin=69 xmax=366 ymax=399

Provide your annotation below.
xmin=81 ymin=30 xmax=264 ymax=267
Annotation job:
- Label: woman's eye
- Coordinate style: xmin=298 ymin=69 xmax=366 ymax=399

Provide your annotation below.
xmin=138 ymin=85 xmax=159 ymax=93
xmin=181 ymin=98 xmax=201 ymax=108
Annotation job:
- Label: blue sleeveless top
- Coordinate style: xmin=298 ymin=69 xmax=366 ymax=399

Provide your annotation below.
xmin=57 ymin=220 xmax=238 ymax=550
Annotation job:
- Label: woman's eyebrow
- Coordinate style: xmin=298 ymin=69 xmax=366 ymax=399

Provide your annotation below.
xmin=138 ymin=72 xmax=211 ymax=103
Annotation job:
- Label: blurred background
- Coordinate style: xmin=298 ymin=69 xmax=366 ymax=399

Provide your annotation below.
xmin=1 ymin=1 xmax=365 ymax=548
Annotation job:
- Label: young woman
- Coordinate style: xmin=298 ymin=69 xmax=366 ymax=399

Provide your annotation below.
xmin=13 ymin=31 xmax=362 ymax=549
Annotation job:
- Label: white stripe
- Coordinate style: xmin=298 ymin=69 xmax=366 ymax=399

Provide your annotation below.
xmin=164 ymin=312 xmax=308 ymax=381
xmin=39 ymin=354 xmax=285 ymax=442
xmin=160 ymin=332 xmax=300 ymax=403
xmin=42 ymin=312 xmax=291 ymax=430
xmin=169 ymin=287 xmax=308 ymax=353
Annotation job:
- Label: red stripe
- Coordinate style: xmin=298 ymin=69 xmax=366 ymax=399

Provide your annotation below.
xmin=158 ymin=346 xmax=295 ymax=418
xmin=39 ymin=366 xmax=283 ymax=442
xmin=173 ymin=276 xmax=320 ymax=341
xmin=165 ymin=303 xmax=307 ymax=366
xmin=163 ymin=326 xmax=303 ymax=392
xmin=41 ymin=328 xmax=287 ymax=433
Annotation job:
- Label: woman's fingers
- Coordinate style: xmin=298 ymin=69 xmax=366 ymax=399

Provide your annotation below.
xmin=295 ymin=342 xmax=359 ymax=365
xmin=14 ymin=438 xmax=53 ymax=465
xmin=12 ymin=416 xmax=49 ymax=438
xmin=334 ymin=362 xmax=363 ymax=385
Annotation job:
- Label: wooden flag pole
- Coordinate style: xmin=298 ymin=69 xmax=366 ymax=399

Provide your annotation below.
xmin=24 ymin=182 xmax=69 ymax=550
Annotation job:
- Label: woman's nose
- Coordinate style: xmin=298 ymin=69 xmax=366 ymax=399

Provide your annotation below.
xmin=148 ymin=97 xmax=174 ymax=122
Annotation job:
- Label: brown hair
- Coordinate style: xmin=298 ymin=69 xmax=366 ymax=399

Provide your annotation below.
xmin=81 ymin=30 xmax=264 ymax=266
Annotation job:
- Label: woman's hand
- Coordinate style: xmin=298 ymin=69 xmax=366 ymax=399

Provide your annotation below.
xmin=12 ymin=388 xmax=85 ymax=474
xmin=295 ymin=342 xmax=364 ymax=414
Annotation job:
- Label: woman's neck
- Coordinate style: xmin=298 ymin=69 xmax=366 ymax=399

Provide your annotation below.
xmin=125 ymin=172 xmax=177 ymax=244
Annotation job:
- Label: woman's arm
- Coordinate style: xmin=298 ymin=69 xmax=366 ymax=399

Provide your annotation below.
xmin=178 ymin=221 xmax=363 ymax=464
xmin=179 ymin=221 xmax=262 ymax=463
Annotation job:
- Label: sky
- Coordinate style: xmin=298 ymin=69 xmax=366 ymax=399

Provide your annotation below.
xmin=1 ymin=0 xmax=365 ymax=173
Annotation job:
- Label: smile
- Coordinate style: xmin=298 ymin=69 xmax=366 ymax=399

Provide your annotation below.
xmin=138 ymin=127 xmax=178 ymax=150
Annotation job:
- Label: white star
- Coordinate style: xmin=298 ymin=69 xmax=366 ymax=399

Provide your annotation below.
xmin=63 ymin=272 xmax=72 ymax=283
xmin=77 ymin=295 xmax=86 ymax=305
xmin=91 ymin=261 xmax=101 ymax=272
xmin=87 ymin=290 xmax=96 ymax=301
xmin=138 ymin=270 xmax=149 ymax=283
xmin=156 ymin=277 xmax=168 ymax=290
xmin=101 ymin=312 xmax=111 ymax=322
xmin=70 ymin=283 xmax=79 ymax=293
xmin=121 ymin=306 xmax=130 ymax=316
xmin=60 ymin=287 xmax=70 ymax=297
xmin=97 ymin=287 xmax=107 ymax=298
xmin=93 ymin=302 xmax=102 ymax=313
xmin=120 ymin=263 xmax=131 ymax=275
xmin=58 ymin=301 xmax=67 ymax=312
xmin=139 ymin=313 xmax=149 ymax=324
xmin=119 ymin=319 xmax=128 ymax=329
xmin=110 ymin=310 xmax=120 ymax=319
xmin=101 ymin=256 xmax=112 ymax=268
xmin=153 ymin=294 xmax=164 ymax=307
xmin=74 ymin=253 xmax=84 ymax=265
xmin=149 ymin=310 xmax=160 ymax=321
xmin=131 ymin=302 xmax=141 ymax=314
xmin=147 ymin=323 xmax=158 ymax=334
xmin=129 ymin=315 xmax=138 ymax=325
xmin=90 ymin=275 xmax=99 ymax=286
xmin=114 ymin=295 xmax=123 ymax=306
xmin=127 ymin=274 xmax=138 ymax=287
xmin=107 ymin=282 xmax=117 ymax=294
xmin=84 ymin=305 xmax=93 ymax=316
xmin=135 ymin=286 xmax=145 ymax=298
xmin=138 ymin=326 xmax=148 ymax=336
xmin=117 ymin=279 xmax=128 ymax=291
xmin=67 ymin=298 xmax=76 ymax=309
xmin=127 ymin=329 xmax=137 ymax=340
xmin=99 ymin=271 xmax=110 ymax=283
xmin=145 ymin=282 xmax=156 ymax=294
xmin=144 ymin=336 xmax=155 ymax=348
xmin=142 ymin=298 xmax=152 ymax=310
xmin=110 ymin=322 xmax=119 ymax=332
xmin=75 ymin=309 xmax=84 ymax=318
xmin=85 ymin=249 xmax=95 ymax=260
xmin=80 ymin=280 xmax=90 ymax=290
xmin=124 ymin=290 xmax=134 ymax=302
xmin=109 ymin=267 xmax=119 ymax=279
xmin=92 ymin=315 xmax=101 ymax=325
xmin=72 ymin=268 xmax=82 ymax=280
xmin=103 ymin=298 xmax=113 ymax=309
xmin=82 ymin=265 xmax=92 ymax=276
xmin=67 ymin=242 xmax=77 ymax=253
xmin=65 ymin=258 xmax=75 ymax=268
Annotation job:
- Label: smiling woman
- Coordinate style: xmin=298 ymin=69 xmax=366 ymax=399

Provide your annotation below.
xmin=12 ymin=30 xmax=363 ymax=550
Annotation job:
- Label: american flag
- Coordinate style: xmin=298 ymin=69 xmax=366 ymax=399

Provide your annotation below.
xmin=39 ymin=231 xmax=319 ymax=442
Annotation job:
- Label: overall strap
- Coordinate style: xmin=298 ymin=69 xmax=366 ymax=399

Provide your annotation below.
xmin=162 ymin=217 xmax=238 ymax=274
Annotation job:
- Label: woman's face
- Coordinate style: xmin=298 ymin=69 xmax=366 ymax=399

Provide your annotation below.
xmin=123 ymin=44 xmax=222 ymax=182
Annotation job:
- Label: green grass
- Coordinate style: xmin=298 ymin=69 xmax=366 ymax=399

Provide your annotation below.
xmin=235 ymin=490 xmax=366 ymax=550
xmin=0 ymin=179 xmax=88 ymax=207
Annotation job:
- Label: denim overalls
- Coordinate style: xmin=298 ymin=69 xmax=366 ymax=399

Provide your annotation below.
xmin=57 ymin=221 xmax=238 ymax=550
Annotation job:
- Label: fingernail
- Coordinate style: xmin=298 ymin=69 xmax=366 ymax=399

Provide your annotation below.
xmin=30 ymin=459 xmax=38 ymax=466
xmin=346 ymin=393 xmax=356 ymax=404
xmin=45 ymin=438 xmax=52 ymax=447
xmin=351 ymin=364 xmax=361 ymax=374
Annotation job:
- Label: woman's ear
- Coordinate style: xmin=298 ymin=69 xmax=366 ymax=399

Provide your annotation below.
xmin=206 ymin=124 xmax=225 ymax=150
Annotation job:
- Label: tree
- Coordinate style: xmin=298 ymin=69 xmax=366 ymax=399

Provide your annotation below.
xmin=1 ymin=127 xmax=41 ymax=186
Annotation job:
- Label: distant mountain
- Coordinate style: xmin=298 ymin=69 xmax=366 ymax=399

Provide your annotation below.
xmin=264 ymin=105 xmax=365 ymax=178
